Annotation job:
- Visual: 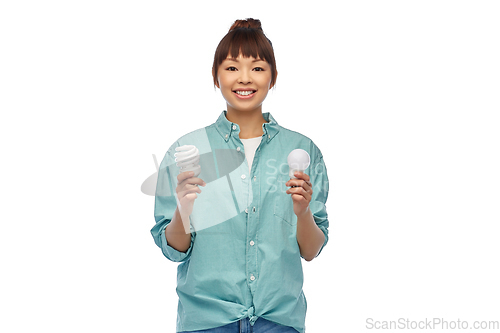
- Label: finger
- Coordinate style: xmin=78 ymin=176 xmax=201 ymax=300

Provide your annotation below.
xmin=286 ymin=178 xmax=302 ymax=187
xmin=304 ymin=189 xmax=312 ymax=202
xmin=298 ymin=179 xmax=312 ymax=192
xmin=287 ymin=173 xmax=311 ymax=186
xmin=286 ymin=178 xmax=312 ymax=190
xmin=177 ymin=176 xmax=206 ymax=191
xmin=177 ymin=186 xmax=201 ymax=199
xmin=287 ymin=186 xmax=312 ymax=202
xmin=178 ymin=185 xmax=202 ymax=197
xmin=177 ymin=170 xmax=206 ymax=184
xmin=304 ymin=181 xmax=312 ymax=193
xmin=291 ymin=193 xmax=307 ymax=202
xmin=286 ymin=186 xmax=307 ymax=196
xmin=294 ymin=172 xmax=310 ymax=182
xmin=177 ymin=183 xmax=203 ymax=199
xmin=179 ymin=181 xmax=204 ymax=192
xmin=177 ymin=170 xmax=195 ymax=183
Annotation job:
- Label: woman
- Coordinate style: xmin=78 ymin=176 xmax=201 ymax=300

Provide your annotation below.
xmin=151 ymin=18 xmax=329 ymax=333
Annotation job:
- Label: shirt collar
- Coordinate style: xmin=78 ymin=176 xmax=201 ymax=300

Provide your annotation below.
xmin=215 ymin=110 xmax=280 ymax=143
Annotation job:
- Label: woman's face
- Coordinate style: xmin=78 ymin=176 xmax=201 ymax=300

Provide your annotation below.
xmin=216 ymin=53 xmax=274 ymax=114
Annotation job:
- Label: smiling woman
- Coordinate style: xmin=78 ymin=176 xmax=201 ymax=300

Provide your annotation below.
xmin=151 ymin=17 xmax=330 ymax=333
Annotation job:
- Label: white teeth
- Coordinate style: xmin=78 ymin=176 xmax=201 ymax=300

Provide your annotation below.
xmin=235 ymin=90 xmax=254 ymax=96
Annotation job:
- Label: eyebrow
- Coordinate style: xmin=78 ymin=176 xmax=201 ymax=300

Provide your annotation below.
xmin=224 ymin=57 xmax=265 ymax=63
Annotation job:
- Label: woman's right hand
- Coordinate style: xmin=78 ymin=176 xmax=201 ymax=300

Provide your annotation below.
xmin=176 ymin=171 xmax=206 ymax=223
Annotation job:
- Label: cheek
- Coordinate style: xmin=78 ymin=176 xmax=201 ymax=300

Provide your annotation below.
xmin=217 ymin=75 xmax=223 ymax=86
xmin=218 ymin=76 xmax=232 ymax=89
xmin=259 ymin=74 xmax=273 ymax=89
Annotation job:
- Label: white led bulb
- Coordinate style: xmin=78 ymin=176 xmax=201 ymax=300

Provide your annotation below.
xmin=174 ymin=145 xmax=201 ymax=177
xmin=287 ymin=149 xmax=310 ymax=178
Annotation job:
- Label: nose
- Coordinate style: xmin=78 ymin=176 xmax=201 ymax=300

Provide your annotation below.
xmin=238 ymin=70 xmax=252 ymax=84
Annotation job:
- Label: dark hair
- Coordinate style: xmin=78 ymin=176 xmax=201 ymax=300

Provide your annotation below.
xmin=212 ymin=18 xmax=277 ymax=88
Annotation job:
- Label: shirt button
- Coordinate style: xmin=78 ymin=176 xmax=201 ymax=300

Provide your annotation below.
xmin=250 ymin=240 xmax=255 ymax=246
xmin=250 ymin=275 xmax=255 ymax=281
xmin=252 ymin=207 xmax=256 ymax=212
xmin=253 ymin=176 xmax=256 ymax=181
xmin=232 ymin=125 xmax=237 ymax=130
xmin=236 ymin=147 xmax=241 ymax=152
xmin=245 ymin=208 xmax=248 ymax=214
xmin=241 ymin=174 xmax=246 ymax=180
xmin=225 ymin=134 xmax=228 ymax=139
xmin=268 ymin=135 xmax=270 ymax=139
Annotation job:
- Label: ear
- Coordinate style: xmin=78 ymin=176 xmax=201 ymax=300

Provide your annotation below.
xmin=269 ymin=70 xmax=278 ymax=89
xmin=212 ymin=68 xmax=220 ymax=88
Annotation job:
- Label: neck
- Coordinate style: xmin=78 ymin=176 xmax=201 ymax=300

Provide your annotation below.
xmin=226 ymin=107 xmax=268 ymax=139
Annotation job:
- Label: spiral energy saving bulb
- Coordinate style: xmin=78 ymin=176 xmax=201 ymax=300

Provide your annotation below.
xmin=287 ymin=149 xmax=310 ymax=178
xmin=174 ymin=145 xmax=201 ymax=177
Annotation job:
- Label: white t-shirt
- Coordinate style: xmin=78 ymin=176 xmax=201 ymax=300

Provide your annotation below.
xmin=240 ymin=136 xmax=262 ymax=174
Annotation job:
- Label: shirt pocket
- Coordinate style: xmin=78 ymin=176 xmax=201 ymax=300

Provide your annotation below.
xmin=273 ymin=173 xmax=296 ymax=226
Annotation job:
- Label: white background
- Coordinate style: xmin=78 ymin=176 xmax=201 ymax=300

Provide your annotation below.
xmin=1 ymin=1 xmax=499 ymax=332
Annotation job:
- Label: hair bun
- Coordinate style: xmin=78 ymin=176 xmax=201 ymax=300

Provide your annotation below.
xmin=229 ymin=18 xmax=263 ymax=32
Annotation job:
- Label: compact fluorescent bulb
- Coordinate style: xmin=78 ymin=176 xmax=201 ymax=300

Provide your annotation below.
xmin=174 ymin=145 xmax=201 ymax=177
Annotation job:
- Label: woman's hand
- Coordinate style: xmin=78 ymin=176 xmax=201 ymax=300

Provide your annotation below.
xmin=286 ymin=171 xmax=313 ymax=218
xmin=176 ymin=171 xmax=206 ymax=226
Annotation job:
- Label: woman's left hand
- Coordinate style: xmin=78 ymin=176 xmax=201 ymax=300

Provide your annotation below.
xmin=286 ymin=171 xmax=313 ymax=217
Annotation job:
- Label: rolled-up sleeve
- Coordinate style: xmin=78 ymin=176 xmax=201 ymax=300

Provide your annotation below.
xmin=308 ymin=144 xmax=330 ymax=258
xmin=150 ymin=147 xmax=195 ymax=262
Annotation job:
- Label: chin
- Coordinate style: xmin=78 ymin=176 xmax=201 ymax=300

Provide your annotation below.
xmin=230 ymin=106 xmax=263 ymax=113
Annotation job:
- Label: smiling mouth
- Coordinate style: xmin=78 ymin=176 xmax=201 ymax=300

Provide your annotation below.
xmin=234 ymin=90 xmax=256 ymax=96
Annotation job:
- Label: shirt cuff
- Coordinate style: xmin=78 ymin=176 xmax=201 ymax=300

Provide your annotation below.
xmin=160 ymin=224 xmax=194 ymax=262
xmin=315 ymin=225 xmax=328 ymax=258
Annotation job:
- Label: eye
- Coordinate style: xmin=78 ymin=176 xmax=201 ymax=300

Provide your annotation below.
xmin=226 ymin=66 xmax=237 ymax=71
xmin=253 ymin=67 xmax=264 ymax=71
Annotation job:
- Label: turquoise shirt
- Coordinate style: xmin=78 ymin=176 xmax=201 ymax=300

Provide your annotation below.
xmin=151 ymin=111 xmax=329 ymax=333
